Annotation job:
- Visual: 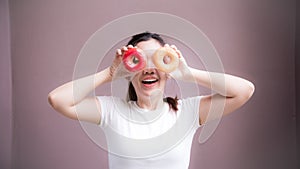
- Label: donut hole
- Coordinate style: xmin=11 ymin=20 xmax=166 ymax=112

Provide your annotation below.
xmin=126 ymin=55 xmax=140 ymax=67
xmin=163 ymin=55 xmax=171 ymax=64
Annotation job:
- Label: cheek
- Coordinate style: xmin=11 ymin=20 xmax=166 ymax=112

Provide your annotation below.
xmin=131 ymin=76 xmax=140 ymax=89
xmin=158 ymin=73 xmax=168 ymax=87
xmin=159 ymin=72 xmax=169 ymax=81
xmin=130 ymin=72 xmax=141 ymax=84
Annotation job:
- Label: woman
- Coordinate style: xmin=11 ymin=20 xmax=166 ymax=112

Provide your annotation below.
xmin=48 ymin=32 xmax=255 ymax=169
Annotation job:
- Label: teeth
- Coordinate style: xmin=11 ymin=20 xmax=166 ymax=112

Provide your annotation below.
xmin=142 ymin=79 xmax=158 ymax=84
xmin=143 ymin=79 xmax=157 ymax=82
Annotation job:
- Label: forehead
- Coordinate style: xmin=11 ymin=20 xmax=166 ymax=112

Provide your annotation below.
xmin=135 ymin=39 xmax=162 ymax=51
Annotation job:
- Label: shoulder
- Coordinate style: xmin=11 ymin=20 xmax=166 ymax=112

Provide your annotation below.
xmin=176 ymin=96 xmax=203 ymax=116
xmin=96 ymin=96 xmax=129 ymax=108
xmin=96 ymin=96 xmax=125 ymax=102
xmin=178 ymin=96 xmax=202 ymax=107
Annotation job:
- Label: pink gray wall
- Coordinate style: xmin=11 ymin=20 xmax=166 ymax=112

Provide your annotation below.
xmin=1 ymin=0 xmax=299 ymax=168
xmin=296 ymin=0 xmax=300 ymax=168
xmin=0 ymin=0 xmax=12 ymax=169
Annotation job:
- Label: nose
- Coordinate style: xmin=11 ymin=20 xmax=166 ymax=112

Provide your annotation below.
xmin=142 ymin=68 xmax=156 ymax=75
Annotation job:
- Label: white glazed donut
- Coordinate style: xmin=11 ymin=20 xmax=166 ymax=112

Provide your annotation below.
xmin=152 ymin=47 xmax=179 ymax=73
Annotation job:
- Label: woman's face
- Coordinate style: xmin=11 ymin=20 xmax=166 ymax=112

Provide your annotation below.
xmin=131 ymin=38 xmax=168 ymax=99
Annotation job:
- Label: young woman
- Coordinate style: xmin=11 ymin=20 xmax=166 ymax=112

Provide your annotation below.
xmin=48 ymin=32 xmax=255 ymax=169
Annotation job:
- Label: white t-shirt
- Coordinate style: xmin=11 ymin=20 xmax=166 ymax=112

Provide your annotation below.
xmin=97 ymin=96 xmax=202 ymax=169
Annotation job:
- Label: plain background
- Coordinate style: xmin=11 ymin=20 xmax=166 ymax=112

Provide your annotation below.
xmin=1 ymin=0 xmax=299 ymax=169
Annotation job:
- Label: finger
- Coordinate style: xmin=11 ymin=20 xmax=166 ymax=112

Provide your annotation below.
xmin=164 ymin=44 xmax=170 ymax=48
xmin=176 ymin=50 xmax=182 ymax=58
xmin=121 ymin=46 xmax=128 ymax=52
xmin=170 ymin=45 xmax=177 ymax=50
xmin=168 ymin=45 xmax=181 ymax=58
xmin=173 ymin=48 xmax=181 ymax=58
xmin=116 ymin=49 xmax=122 ymax=56
xmin=127 ymin=45 xmax=133 ymax=48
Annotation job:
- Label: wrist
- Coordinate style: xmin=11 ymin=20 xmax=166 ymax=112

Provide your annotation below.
xmin=96 ymin=67 xmax=113 ymax=84
xmin=109 ymin=66 xmax=114 ymax=78
xmin=180 ymin=66 xmax=195 ymax=82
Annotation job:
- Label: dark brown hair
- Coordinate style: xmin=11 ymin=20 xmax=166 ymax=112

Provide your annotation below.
xmin=126 ymin=32 xmax=179 ymax=111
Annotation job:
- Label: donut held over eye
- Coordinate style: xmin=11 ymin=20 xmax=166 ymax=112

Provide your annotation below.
xmin=122 ymin=48 xmax=146 ymax=72
xmin=152 ymin=47 xmax=179 ymax=73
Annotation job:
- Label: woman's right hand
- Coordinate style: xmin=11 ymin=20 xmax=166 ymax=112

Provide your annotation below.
xmin=109 ymin=45 xmax=135 ymax=80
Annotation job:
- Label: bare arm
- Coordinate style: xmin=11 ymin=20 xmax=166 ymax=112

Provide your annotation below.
xmin=188 ymin=68 xmax=255 ymax=125
xmin=47 ymin=67 xmax=112 ymax=124
xmin=168 ymin=44 xmax=255 ymax=125
xmin=47 ymin=46 xmax=128 ymax=124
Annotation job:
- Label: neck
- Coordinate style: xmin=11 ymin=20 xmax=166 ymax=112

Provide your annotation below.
xmin=136 ymin=93 xmax=164 ymax=110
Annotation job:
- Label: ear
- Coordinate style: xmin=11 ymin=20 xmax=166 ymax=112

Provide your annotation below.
xmin=125 ymin=76 xmax=131 ymax=81
xmin=166 ymin=73 xmax=171 ymax=79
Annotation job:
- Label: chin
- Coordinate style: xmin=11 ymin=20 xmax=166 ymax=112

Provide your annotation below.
xmin=141 ymin=87 xmax=165 ymax=98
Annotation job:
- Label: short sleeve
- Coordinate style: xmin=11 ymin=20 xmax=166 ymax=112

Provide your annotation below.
xmin=179 ymin=96 xmax=202 ymax=128
xmin=96 ymin=96 xmax=111 ymax=127
xmin=96 ymin=96 xmax=125 ymax=127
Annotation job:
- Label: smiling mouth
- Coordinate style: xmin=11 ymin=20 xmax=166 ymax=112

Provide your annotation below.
xmin=141 ymin=79 xmax=159 ymax=84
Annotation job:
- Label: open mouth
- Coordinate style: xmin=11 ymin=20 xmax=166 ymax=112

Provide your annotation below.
xmin=141 ymin=79 xmax=159 ymax=84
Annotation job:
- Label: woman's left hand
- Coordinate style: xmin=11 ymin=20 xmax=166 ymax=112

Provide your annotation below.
xmin=166 ymin=44 xmax=194 ymax=82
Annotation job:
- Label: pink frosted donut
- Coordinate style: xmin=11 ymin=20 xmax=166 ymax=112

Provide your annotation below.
xmin=122 ymin=48 xmax=146 ymax=72
xmin=152 ymin=47 xmax=179 ymax=73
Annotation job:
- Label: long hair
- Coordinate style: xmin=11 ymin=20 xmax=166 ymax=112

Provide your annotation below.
xmin=126 ymin=32 xmax=179 ymax=111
